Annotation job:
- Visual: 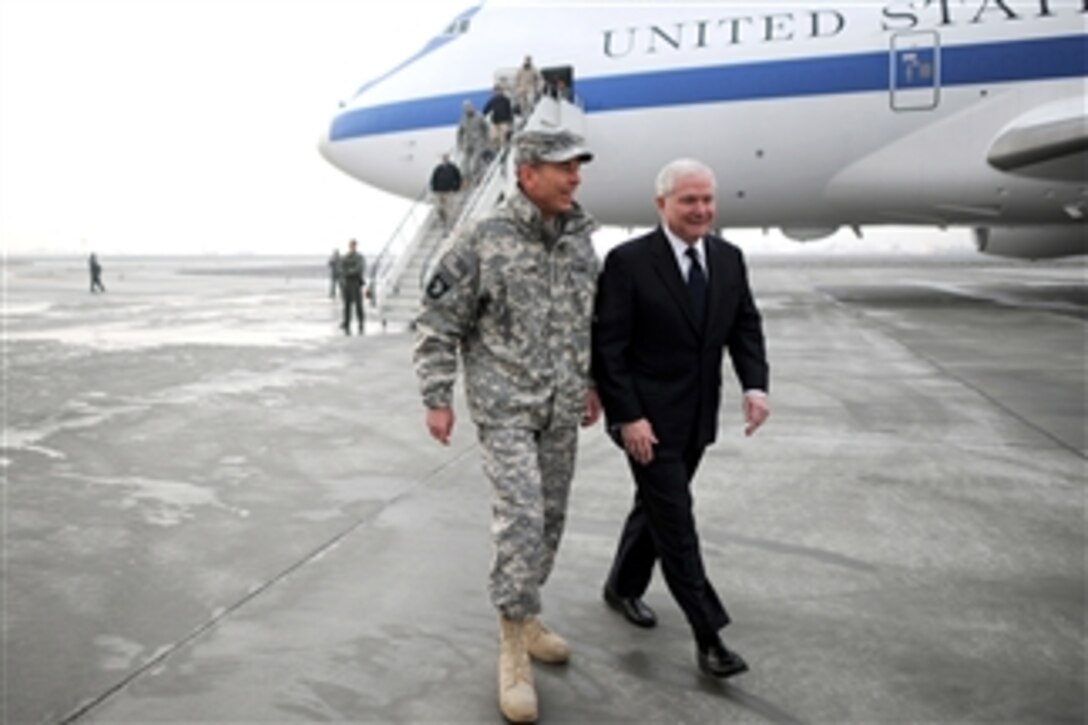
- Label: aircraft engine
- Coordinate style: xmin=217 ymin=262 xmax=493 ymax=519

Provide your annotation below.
xmin=973 ymin=225 xmax=1087 ymax=260
xmin=780 ymin=227 xmax=839 ymax=242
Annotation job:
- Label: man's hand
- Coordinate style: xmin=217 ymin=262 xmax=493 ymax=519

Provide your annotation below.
xmin=743 ymin=392 xmax=770 ymax=437
xmin=621 ymin=418 xmax=658 ymax=465
xmin=582 ymin=388 xmax=602 ymax=427
xmin=426 ymin=406 xmax=455 ymax=445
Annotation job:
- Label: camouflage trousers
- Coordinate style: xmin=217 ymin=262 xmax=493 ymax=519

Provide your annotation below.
xmin=477 ymin=424 xmax=578 ymax=621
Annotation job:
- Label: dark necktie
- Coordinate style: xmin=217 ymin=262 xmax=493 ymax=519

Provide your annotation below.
xmin=685 ymin=247 xmax=706 ymax=328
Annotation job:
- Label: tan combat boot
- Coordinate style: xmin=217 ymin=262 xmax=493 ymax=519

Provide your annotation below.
xmin=524 ymin=616 xmax=571 ymax=664
xmin=498 ymin=616 xmax=538 ymax=723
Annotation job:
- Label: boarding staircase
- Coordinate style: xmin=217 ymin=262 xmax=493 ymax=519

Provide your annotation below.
xmin=368 ymin=95 xmax=586 ymax=329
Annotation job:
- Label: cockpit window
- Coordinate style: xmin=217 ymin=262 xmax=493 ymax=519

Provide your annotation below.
xmin=442 ymin=16 xmax=471 ymax=35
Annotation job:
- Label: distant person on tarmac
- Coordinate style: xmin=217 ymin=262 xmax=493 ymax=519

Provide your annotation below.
xmin=340 ymin=239 xmax=366 ymax=335
xmin=89 ymin=253 xmax=106 ymax=293
xmin=429 ymin=154 xmax=463 ymax=232
xmin=328 ymin=248 xmax=342 ymax=299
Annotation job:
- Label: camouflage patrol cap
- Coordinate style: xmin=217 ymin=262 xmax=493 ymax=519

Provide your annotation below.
xmin=514 ymin=129 xmax=593 ymax=166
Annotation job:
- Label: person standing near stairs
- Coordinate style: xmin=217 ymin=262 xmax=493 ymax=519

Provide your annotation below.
xmin=339 ymin=239 xmax=366 ymax=335
xmin=414 ymin=129 xmax=599 ymax=722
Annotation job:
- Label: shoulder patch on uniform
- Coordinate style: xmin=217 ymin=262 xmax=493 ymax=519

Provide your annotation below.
xmin=426 ymin=273 xmax=452 ymax=299
xmin=424 ymin=241 xmax=477 ymax=299
xmin=443 ymin=249 xmax=474 ymax=279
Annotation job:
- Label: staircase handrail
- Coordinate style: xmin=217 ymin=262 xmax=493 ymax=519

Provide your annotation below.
xmin=419 ymin=146 xmax=512 ymax=287
xmin=370 ymin=187 xmax=434 ymax=311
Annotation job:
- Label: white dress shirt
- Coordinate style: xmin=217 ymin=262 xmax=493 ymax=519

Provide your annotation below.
xmin=662 ymin=223 xmax=708 ymax=284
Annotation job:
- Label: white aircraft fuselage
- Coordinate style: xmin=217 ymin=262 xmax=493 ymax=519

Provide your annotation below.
xmin=319 ymin=0 xmax=1087 ymax=258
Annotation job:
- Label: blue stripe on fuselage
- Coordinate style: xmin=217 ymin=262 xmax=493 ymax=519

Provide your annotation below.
xmin=349 ymin=5 xmax=482 ymax=100
xmin=329 ymin=34 xmax=1087 ymax=141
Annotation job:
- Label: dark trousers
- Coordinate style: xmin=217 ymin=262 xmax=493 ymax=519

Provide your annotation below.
xmin=342 ymin=281 xmax=364 ymax=331
xmin=606 ymin=441 xmax=730 ymax=644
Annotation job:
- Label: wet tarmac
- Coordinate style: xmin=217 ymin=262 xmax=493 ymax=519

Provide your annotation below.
xmin=3 ymin=253 xmax=1085 ymax=724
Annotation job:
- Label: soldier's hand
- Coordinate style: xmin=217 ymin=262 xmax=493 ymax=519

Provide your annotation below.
xmin=582 ymin=388 xmax=602 ymax=427
xmin=426 ymin=407 xmax=455 ymax=445
xmin=620 ymin=418 xmax=657 ymax=465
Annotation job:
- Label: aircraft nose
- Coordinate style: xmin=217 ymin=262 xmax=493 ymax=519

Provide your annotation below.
xmin=317 ymin=104 xmax=409 ymax=197
xmin=317 ymin=130 xmax=330 ymax=160
xmin=317 ymin=112 xmax=353 ymax=178
xmin=317 ymin=122 xmax=337 ymax=167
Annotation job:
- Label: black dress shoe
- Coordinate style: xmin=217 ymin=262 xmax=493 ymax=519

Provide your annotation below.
xmin=603 ymin=586 xmax=657 ymax=628
xmin=697 ymin=641 xmax=749 ymax=679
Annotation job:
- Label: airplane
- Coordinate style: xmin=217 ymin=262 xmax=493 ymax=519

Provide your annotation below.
xmin=318 ymin=0 xmax=1087 ymax=259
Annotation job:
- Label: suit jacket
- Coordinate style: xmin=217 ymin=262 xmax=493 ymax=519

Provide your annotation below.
xmin=592 ymin=227 xmax=768 ymax=454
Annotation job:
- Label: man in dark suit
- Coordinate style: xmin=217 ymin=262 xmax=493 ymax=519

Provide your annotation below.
xmin=592 ymin=158 xmax=770 ymax=678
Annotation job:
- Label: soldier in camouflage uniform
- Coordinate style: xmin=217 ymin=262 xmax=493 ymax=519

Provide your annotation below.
xmin=414 ymin=129 xmax=600 ymax=723
xmin=456 ymin=100 xmax=490 ymax=184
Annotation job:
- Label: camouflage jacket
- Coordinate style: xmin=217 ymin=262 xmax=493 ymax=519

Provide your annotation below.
xmin=456 ymin=112 xmax=489 ymax=152
xmin=414 ymin=188 xmax=599 ymax=429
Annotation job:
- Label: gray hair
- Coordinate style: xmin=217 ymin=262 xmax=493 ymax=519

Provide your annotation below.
xmin=655 ymin=158 xmax=716 ymax=197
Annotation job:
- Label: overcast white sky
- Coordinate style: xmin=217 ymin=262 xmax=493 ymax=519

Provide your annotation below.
xmin=0 ymin=0 xmax=974 ymax=258
xmin=0 ymin=0 xmax=474 ymax=257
